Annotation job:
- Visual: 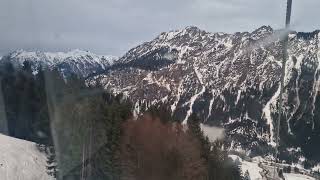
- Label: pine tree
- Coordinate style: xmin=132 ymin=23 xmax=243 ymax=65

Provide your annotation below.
xmin=187 ymin=113 xmax=210 ymax=161
xmin=44 ymin=71 xmax=133 ymax=180
xmin=33 ymin=66 xmax=53 ymax=145
xmin=1 ymin=61 xmax=18 ymax=137
xmin=243 ymin=170 xmax=250 ymax=180
xmin=147 ymin=104 xmax=176 ymax=123
xmin=47 ymin=146 xmax=58 ymax=178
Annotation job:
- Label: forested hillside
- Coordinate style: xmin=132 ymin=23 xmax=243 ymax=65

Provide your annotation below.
xmin=0 ymin=61 xmax=242 ymax=180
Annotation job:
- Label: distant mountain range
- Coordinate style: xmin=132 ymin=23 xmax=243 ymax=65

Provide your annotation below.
xmin=0 ymin=49 xmax=117 ymax=77
xmin=2 ymin=26 xmax=320 ymax=163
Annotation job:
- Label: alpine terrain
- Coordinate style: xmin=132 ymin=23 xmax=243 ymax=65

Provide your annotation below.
xmin=0 ymin=49 xmax=117 ymax=78
xmin=2 ymin=25 xmax=320 ymax=168
xmin=86 ymin=26 xmax=320 ymax=163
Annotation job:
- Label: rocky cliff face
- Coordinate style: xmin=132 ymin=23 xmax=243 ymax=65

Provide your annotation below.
xmin=88 ymin=26 xmax=320 ymax=161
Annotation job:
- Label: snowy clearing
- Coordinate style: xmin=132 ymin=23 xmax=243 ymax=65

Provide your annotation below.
xmin=229 ymin=155 xmax=263 ymax=180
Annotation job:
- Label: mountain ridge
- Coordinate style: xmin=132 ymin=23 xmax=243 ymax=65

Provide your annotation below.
xmin=1 ymin=49 xmax=118 ymax=77
xmin=86 ymin=25 xmax=320 ymax=162
xmin=2 ymin=25 xmax=320 ymax=163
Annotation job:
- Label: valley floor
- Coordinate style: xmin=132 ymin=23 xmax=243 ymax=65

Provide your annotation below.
xmin=229 ymin=154 xmax=317 ymax=180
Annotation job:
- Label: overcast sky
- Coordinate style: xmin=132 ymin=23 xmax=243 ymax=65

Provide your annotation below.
xmin=1 ymin=0 xmax=320 ymax=56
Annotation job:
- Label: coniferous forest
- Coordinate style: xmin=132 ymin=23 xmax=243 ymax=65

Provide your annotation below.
xmin=0 ymin=61 xmax=242 ymax=180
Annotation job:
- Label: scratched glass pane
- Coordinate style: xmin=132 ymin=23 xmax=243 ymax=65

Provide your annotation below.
xmin=0 ymin=1 xmax=319 ymax=180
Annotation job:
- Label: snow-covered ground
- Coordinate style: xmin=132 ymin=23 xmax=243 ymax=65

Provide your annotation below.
xmin=229 ymin=155 xmax=263 ymax=180
xmin=312 ymin=164 xmax=320 ymax=172
xmin=284 ymin=173 xmax=316 ymax=180
xmin=229 ymin=154 xmax=317 ymax=180
xmin=0 ymin=134 xmax=54 ymax=180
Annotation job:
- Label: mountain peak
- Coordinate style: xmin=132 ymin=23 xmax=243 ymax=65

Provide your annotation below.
xmin=252 ymin=25 xmax=273 ymax=34
xmin=184 ymin=26 xmax=202 ymax=32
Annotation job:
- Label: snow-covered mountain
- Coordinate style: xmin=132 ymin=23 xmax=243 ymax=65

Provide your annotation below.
xmin=87 ymin=26 xmax=320 ymax=162
xmin=0 ymin=133 xmax=54 ymax=180
xmin=1 ymin=49 xmax=117 ymax=77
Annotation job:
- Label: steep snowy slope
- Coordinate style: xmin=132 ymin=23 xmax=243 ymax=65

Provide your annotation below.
xmin=1 ymin=49 xmax=117 ymax=77
xmin=0 ymin=134 xmax=54 ymax=180
xmin=87 ymin=26 xmax=320 ymax=161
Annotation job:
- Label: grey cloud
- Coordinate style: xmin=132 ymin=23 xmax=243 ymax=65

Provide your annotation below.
xmin=0 ymin=0 xmax=320 ymax=56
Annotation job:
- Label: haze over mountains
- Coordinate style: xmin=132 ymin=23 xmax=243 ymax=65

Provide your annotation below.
xmin=2 ymin=26 xmax=320 ymax=164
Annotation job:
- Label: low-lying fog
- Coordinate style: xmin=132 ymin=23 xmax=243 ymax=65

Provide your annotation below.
xmin=200 ymin=124 xmax=225 ymax=142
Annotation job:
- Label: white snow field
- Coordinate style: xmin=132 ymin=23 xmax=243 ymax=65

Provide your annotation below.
xmin=284 ymin=173 xmax=315 ymax=180
xmin=228 ymin=155 xmax=317 ymax=180
xmin=0 ymin=134 xmax=54 ymax=180
xmin=229 ymin=155 xmax=263 ymax=180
